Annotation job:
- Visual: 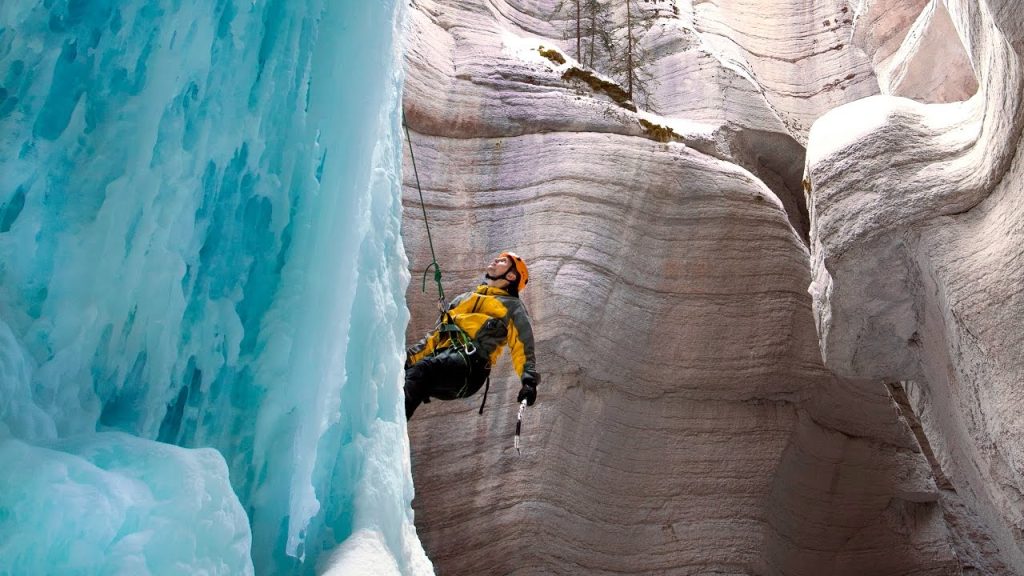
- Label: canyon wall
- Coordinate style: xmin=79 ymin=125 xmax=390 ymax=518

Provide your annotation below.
xmin=402 ymin=0 xmax=1021 ymax=573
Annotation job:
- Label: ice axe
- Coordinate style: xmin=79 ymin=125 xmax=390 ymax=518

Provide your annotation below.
xmin=514 ymin=399 xmax=528 ymax=455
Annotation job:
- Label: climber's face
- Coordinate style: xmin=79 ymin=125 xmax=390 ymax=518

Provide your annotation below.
xmin=486 ymin=255 xmax=515 ymax=277
xmin=485 ymin=255 xmax=519 ymax=288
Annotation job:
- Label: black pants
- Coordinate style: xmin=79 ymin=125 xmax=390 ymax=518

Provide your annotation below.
xmin=405 ymin=347 xmax=490 ymax=420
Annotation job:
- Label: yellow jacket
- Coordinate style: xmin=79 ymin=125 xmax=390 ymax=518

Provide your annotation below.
xmin=407 ymin=285 xmax=538 ymax=382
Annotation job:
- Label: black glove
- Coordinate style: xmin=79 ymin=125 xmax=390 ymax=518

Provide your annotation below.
xmin=517 ymin=374 xmax=539 ymax=406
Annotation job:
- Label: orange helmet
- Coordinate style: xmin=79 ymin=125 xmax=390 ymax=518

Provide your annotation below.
xmin=501 ymin=251 xmax=529 ymax=292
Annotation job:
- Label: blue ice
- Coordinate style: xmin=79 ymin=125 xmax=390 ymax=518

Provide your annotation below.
xmin=0 ymin=0 xmax=430 ymax=574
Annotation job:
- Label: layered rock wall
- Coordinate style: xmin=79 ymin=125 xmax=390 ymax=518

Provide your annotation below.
xmin=402 ymin=0 xmax=1021 ymax=573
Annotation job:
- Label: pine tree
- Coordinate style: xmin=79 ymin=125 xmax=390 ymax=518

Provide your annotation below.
xmin=553 ymin=0 xmax=663 ymax=110
xmin=607 ymin=0 xmax=660 ymax=109
xmin=553 ymin=0 xmax=615 ymax=68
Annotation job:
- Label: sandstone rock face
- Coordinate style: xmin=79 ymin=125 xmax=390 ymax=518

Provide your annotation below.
xmin=403 ymin=0 xmax=1018 ymax=573
xmin=806 ymin=0 xmax=1024 ymax=572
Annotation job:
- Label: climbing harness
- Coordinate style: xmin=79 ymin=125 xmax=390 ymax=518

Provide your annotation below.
xmin=514 ymin=399 xmax=527 ymax=455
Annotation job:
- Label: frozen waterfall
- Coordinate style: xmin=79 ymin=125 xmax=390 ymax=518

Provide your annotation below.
xmin=0 ymin=1 xmax=430 ymax=574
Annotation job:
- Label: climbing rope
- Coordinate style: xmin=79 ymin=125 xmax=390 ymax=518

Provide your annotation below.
xmin=402 ymin=110 xmax=476 ymax=357
xmin=402 ymin=110 xmax=446 ymax=312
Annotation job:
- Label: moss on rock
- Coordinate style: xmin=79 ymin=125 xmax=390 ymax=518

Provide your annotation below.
xmin=638 ymin=118 xmax=679 ymax=143
xmin=560 ymin=67 xmax=636 ymax=112
xmin=538 ymin=46 xmax=566 ymax=65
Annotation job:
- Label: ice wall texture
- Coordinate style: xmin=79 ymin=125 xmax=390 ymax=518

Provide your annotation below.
xmin=0 ymin=1 xmax=430 ymax=574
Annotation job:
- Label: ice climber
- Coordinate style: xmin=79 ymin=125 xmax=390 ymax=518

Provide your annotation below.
xmin=405 ymin=252 xmax=539 ymax=420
